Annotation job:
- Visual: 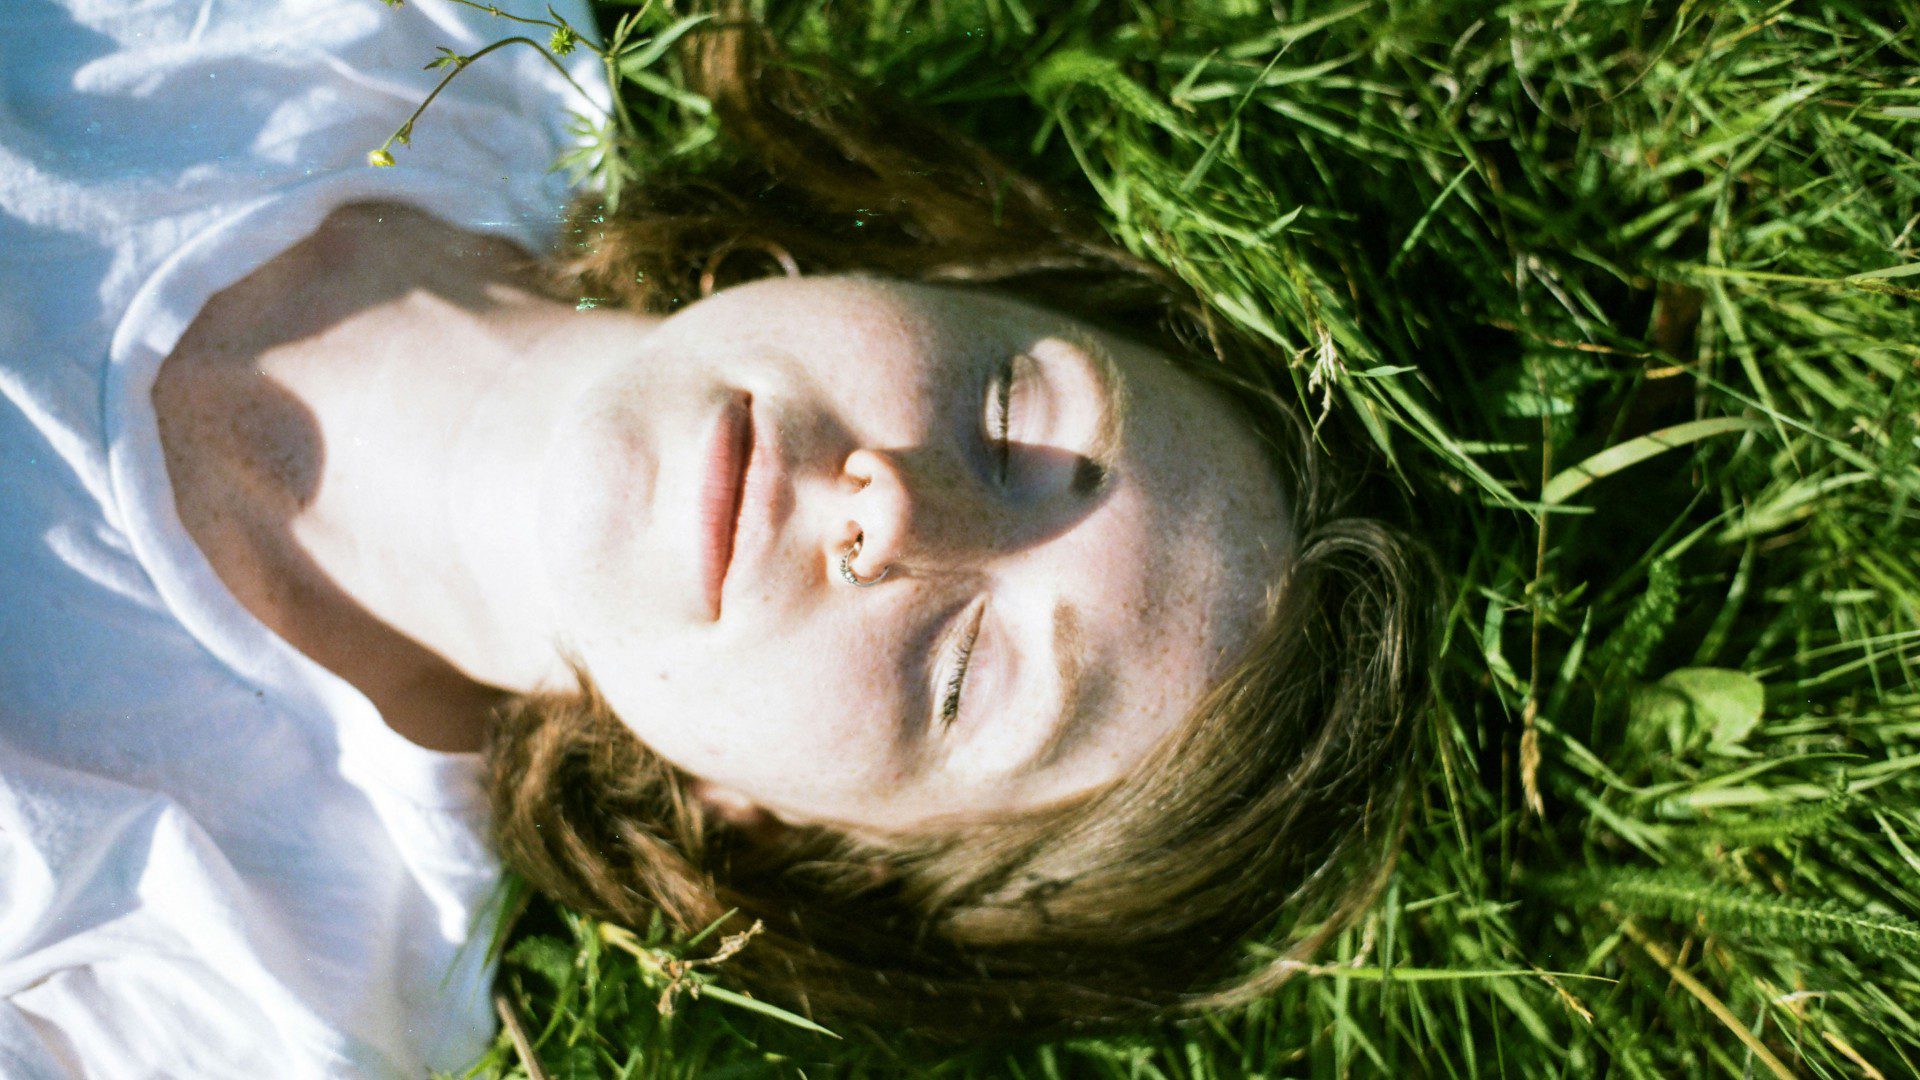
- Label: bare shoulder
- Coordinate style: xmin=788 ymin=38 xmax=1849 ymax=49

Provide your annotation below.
xmin=150 ymin=199 xmax=521 ymax=755
xmin=159 ymin=199 xmax=549 ymax=376
xmin=313 ymin=199 xmax=543 ymax=263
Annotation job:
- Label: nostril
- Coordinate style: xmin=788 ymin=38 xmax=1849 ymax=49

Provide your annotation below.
xmin=842 ymin=448 xmax=885 ymax=494
xmin=839 ymin=448 xmax=914 ymax=575
xmin=838 ymin=531 xmax=892 ymax=588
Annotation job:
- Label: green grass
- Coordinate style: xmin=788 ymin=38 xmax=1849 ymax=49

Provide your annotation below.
xmin=445 ymin=0 xmax=1920 ymax=1075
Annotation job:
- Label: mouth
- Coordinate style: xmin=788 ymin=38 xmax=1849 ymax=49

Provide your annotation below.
xmin=697 ymin=393 xmax=754 ymax=620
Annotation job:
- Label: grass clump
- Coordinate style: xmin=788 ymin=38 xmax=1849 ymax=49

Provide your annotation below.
xmin=436 ymin=0 xmax=1920 ymax=1075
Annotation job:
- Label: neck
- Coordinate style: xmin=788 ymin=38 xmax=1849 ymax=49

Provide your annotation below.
xmin=158 ymin=202 xmax=658 ymax=747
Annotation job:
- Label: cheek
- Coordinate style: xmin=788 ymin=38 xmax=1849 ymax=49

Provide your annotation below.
xmin=1069 ymin=491 xmax=1175 ymax=625
xmin=539 ymin=413 xmax=651 ymax=609
xmin=538 ymin=366 xmax=715 ymax=635
xmin=1064 ymin=491 xmax=1226 ymax=719
xmin=592 ymin=634 xmax=912 ymax=808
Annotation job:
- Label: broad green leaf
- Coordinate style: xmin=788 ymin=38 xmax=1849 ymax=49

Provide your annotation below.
xmin=1664 ymin=668 xmax=1765 ymax=751
xmin=615 ymin=14 xmax=714 ymax=79
xmin=1631 ymin=668 xmax=1766 ymax=756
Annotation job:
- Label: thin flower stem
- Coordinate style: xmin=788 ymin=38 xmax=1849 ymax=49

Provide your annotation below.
xmin=439 ymin=0 xmax=565 ymax=33
xmin=602 ymin=51 xmax=638 ymax=137
xmin=372 ymin=34 xmax=611 ymax=164
xmin=491 ymin=987 xmax=552 ymax=1080
xmin=1614 ymin=915 xmax=1799 ymax=1080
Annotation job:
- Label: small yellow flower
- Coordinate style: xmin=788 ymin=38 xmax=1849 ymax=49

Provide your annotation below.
xmin=367 ymin=148 xmax=396 ymax=168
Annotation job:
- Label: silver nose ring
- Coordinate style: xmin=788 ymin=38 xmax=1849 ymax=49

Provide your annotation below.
xmin=838 ymin=534 xmax=890 ymax=588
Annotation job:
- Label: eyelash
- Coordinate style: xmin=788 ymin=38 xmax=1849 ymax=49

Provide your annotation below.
xmin=939 ymin=604 xmax=985 ymax=728
xmin=939 ymin=358 xmax=1019 ymax=728
xmin=989 ymin=355 xmax=1017 ymax=483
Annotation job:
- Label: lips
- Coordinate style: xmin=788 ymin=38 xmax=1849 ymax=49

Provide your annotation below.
xmin=697 ymin=393 xmax=754 ymax=619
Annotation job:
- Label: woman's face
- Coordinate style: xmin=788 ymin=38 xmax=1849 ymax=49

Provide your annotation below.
xmin=538 ymin=276 xmax=1287 ymax=833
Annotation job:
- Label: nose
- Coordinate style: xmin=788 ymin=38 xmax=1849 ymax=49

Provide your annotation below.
xmin=836 ymin=448 xmax=921 ymax=583
xmin=822 ymin=443 xmax=1100 ymax=585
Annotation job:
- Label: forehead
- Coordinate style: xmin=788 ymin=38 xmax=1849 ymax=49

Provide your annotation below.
xmin=1010 ymin=341 xmax=1287 ymax=801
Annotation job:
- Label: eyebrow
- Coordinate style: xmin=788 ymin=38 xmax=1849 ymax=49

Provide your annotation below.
xmin=1012 ymin=600 xmax=1103 ymax=778
xmin=1060 ymin=332 xmax=1129 ymax=496
xmin=994 ymin=335 xmax=1129 ymax=776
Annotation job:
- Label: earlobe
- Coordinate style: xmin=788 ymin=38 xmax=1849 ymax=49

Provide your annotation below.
xmin=690 ymin=778 xmax=770 ymax=824
xmin=690 ymin=779 xmax=796 ymax=845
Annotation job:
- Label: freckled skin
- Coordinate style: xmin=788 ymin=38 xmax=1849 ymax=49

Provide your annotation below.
xmin=542 ymin=276 xmax=1291 ymax=834
xmin=154 ymin=202 xmax=1289 ymax=820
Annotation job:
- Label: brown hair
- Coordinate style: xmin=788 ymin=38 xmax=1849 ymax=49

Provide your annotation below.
xmin=484 ymin=20 xmax=1438 ymax=1041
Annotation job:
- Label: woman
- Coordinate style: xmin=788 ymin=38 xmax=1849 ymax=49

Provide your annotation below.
xmin=0 ymin=0 xmax=1433 ymax=1073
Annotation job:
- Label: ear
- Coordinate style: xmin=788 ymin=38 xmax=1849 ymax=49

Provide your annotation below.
xmin=689 ymin=779 xmax=794 ymax=845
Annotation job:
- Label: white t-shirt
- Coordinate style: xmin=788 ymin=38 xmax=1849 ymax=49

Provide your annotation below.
xmin=0 ymin=0 xmax=609 ymax=1074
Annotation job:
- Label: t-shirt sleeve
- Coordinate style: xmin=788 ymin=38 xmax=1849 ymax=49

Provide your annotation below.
xmin=1 ymin=1 xmax=601 ymax=1072
xmin=0 ymin=1004 xmax=77 ymax=1080
xmin=0 ymin=745 xmax=392 ymax=1076
xmin=2 ymin=0 xmax=609 ymax=258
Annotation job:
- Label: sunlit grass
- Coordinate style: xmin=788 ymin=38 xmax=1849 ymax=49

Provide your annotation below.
xmin=450 ymin=0 xmax=1920 ymax=1075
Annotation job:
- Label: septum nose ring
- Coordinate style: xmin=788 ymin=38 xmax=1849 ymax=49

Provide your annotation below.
xmin=838 ymin=533 xmax=890 ymax=588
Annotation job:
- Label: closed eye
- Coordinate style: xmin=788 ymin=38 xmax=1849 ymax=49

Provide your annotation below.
xmin=938 ymin=599 xmax=987 ymax=728
xmin=986 ymin=354 xmax=1027 ymax=484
